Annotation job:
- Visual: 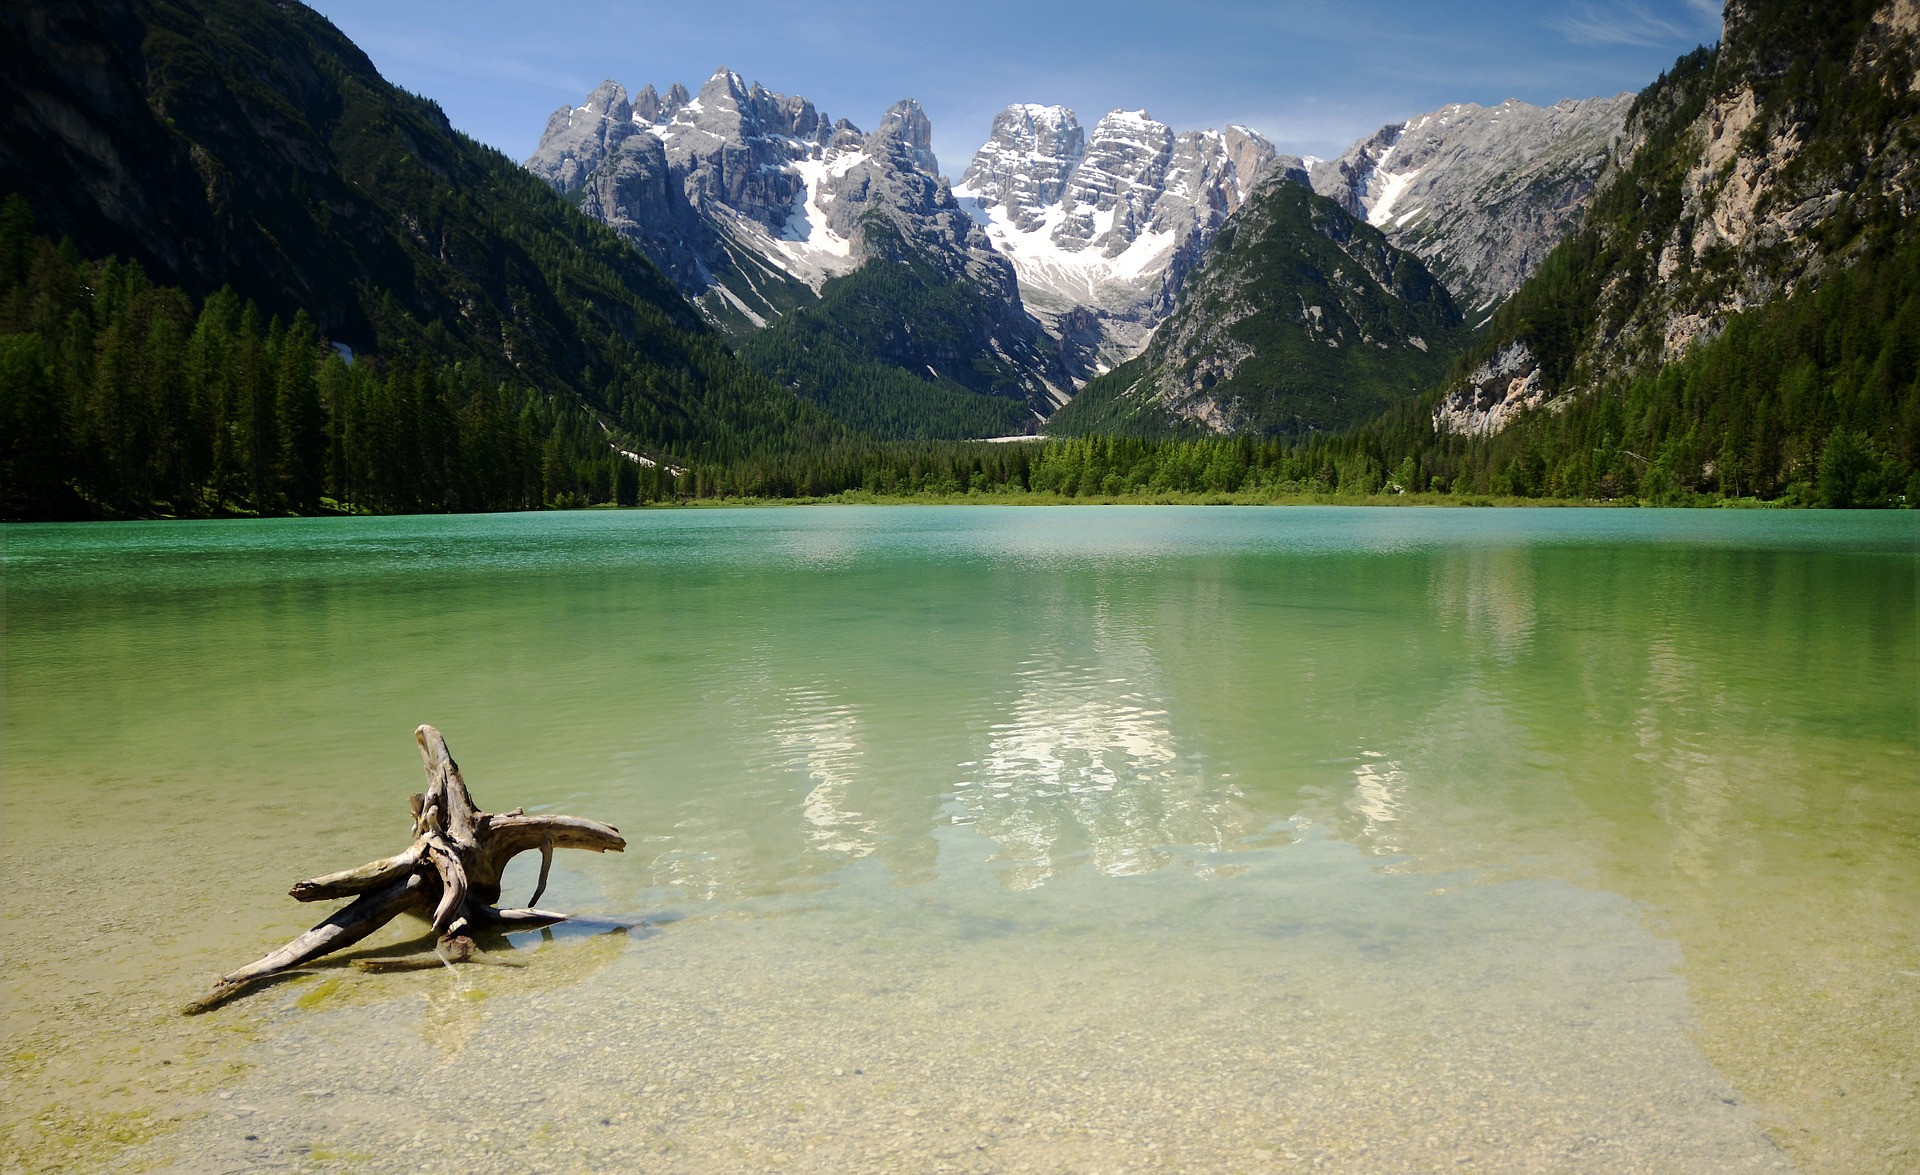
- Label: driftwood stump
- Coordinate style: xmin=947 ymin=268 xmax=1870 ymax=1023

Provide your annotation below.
xmin=185 ymin=724 xmax=625 ymax=1013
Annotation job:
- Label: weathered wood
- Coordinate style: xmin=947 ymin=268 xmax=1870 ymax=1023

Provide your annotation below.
xmin=485 ymin=813 xmax=625 ymax=856
xmin=478 ymin=906 xmax=574 ymax=930
xmin=289 ymin=842 xmax=426 ymax=902
xmin=422 ymin=832 xmax=469 ymax=936
xmin=528 ymin=837 xmax=554 ymax=908
xmin=185 ymin=724 xmax=626 ymax=1014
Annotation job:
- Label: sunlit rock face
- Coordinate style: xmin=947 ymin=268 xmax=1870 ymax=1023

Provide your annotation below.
xmin=1432 ymin=341 xmax=1549 ymax=437
xmin=1310 ymin=95 xmax=1633 ymax=319
xmin=954 ymin=105 xmax=1299 ymax=376
xmin=527 ymin=71 xmax=1021 ymax=334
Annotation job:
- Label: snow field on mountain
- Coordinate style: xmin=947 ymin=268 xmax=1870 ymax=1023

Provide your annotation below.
xmin=953 ymin=191 xmax=1179 ymax=305
xmin=772 ymin=155 xmax=856 ymax=264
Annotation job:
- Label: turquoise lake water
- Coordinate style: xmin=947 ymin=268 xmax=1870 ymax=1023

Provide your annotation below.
xmin=3 ymin=506 xmax=1915 ymax=1172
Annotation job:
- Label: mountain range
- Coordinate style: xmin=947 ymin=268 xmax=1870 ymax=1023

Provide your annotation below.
xmin=526 ymin=70 xmax=1071 ymax=432
xmin=529 ymin=73 xmax=1640 ymax=437
xmin=4 ymin=0 xmax=1913 ymax=517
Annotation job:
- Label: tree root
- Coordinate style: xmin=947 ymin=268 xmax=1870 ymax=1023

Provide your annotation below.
xmin=185 ymin=725 xmax=624 ymax=1014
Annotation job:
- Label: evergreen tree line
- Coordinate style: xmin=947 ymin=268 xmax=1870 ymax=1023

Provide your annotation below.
xmin=1314 ymin=228 xmax=1920 ymax=508
xmin=658 ymin=435 xmax=1446 ymax=501
xmin=678 ymin=223 xmax=1920 ymax=508
xmin=6 ymin=196 xmax=1912 ymax=517
xmin=0 ymin=200 xmax=706 ymax=519
xmin=737 ymin=321 xmax=1032 ymax=441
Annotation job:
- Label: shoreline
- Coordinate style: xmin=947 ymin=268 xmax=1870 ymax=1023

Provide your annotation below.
xmin=2 ymin=490 xmax=1863 ymax=527
xmin=651 ymin=491 xmax=1769 ymax=509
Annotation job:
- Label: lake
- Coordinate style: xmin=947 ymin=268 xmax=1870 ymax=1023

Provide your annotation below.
xmin=3 ymin=505 xmax=1915 ymax=1172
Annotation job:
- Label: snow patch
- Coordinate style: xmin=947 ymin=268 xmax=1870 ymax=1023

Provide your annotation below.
xmin=771 ymin=156 xmax=854 ymax=262
xmin=1367 ymin=164 xmax=1423 ymax=227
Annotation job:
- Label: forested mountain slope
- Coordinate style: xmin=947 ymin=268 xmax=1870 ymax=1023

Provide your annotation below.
xmin=1401 ymin=0 xmax=1920 ymax=503
xmin=0 ymin=0 xmax=836 ymax=517
xmin=1047 ymin=180 xmax=1465 ymax=438
xmin=953 ymin=105 xmax=1289 ymax=372
xmin=735 ymin=218 xmax=1056 ymax=439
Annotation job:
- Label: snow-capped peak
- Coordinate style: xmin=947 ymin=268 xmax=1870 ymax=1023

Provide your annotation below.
xmin=955 ymin=102 xmax=1280 ymax=370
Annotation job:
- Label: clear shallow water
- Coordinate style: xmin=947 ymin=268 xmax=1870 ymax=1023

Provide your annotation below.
xmin=2 ymin=506 xmax=1915 ymax=1172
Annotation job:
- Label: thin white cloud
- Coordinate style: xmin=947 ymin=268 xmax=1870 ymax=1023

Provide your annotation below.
xmin=1552 ymin=1 xmax=1719 ymax=49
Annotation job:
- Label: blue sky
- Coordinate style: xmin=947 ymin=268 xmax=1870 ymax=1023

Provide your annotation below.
xmin=306 ymin=0 xmax=1723 ymax=175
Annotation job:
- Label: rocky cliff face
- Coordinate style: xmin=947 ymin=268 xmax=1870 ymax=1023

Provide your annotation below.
xmin=1047 ymin=179 xmax=1463 ymax=437
xmin=529 ymin=70 xmax=860 ymax=325
xmin=1431 ymin=0 xmax=1920 ymax=435
xmin=528 ymin=69 xmax=1069 ymax=409
xmin=529 ymin=72 xmax=1021 ymax=328
xmin=953 ymin=106 xmax=1296 ymax=374
xmin=1310 ymin=95 xmax=1632 ymax=316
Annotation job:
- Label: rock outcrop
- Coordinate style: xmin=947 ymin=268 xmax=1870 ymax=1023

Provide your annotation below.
xmin=1431 ymin=342 xmax=1549 ymax=435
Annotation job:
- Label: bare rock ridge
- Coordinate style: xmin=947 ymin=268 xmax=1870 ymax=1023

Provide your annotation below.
xmin=528 ymin=69 xmax=870 ymax=325
xmin=954 ymin=105 xmax=1300 ymax=373
xmin=1310 ymin=96 xmax=1634 ymax=317
xmin=527 ymin=68 xmax=1069 ymax=408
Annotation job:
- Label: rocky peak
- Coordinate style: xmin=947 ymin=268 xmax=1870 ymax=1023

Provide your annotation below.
xmin=583 ymin=80 xmax=631 ymax=124
xmin=631 ymin=84 xmax=664 ymax=123
xmin=1056 ymin=110 xmax=1175 ymax=253
xmin=690 ymin=67 xmax=748 ymax=127
xmin=875 ymin=99 xmax=938 ymax=174
xmin=1154 ymin=126 xmax=1293 ymax=239
xmin=953 ymin=104 xmax=1278 ymax=375
xmin=530 ymin=80 xmax=636 ymax=194
xmin=672 ymin=69 xmax=787 ymax=143
xmin=958 ymin=104 xmax=1086 ymax=232
xmin=1222 ymin=126 xmax=1281 ymax=202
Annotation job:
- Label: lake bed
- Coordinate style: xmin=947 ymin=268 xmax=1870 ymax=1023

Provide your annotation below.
xmin=3 ymin=506 xmax=1914 ymax=1172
